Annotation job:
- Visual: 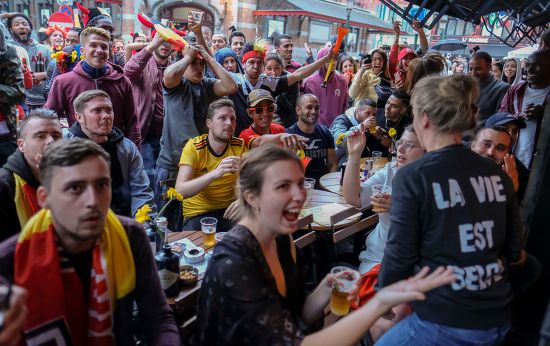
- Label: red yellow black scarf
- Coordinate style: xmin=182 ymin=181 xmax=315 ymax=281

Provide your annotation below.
xmin=15 ymin=209 xmax=136 ymax=345
xmin=13 ymin=173 xmax=40 ymax=229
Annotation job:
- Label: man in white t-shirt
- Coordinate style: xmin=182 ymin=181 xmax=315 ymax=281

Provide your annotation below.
xmin=499 ymin=49 xmax=550 ymax=168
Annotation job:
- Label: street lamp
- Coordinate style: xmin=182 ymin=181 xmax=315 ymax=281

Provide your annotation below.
xmin=346 ymin=0 xmax=353 ymax=29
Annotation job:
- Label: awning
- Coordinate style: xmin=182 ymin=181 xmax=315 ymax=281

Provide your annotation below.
xmin=478 ymin=44 xmax=514 ymax=59
xmin=254 ymin=0 xmax=394 ymax=33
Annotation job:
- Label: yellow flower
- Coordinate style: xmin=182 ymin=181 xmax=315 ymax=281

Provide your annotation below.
xmin=388 ymin=127 xmax=397 ymax=138
xmin=296 ymin=149 xmax=305 ymax=160
xmin=70 ymin=50 xmax=78 ymax=62
xmin=335 ymin=133 xmax=345 ymax=145
xmin=135 ymin=204 xmax=152 ymax=224
xmin=166 ymin=187 xmax=184 ymax=202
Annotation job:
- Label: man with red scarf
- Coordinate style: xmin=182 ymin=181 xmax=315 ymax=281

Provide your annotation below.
xmin=0 ymin=138 xmax=180 ymax=345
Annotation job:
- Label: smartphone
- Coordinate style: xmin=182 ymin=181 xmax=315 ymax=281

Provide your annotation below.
xmin=363 ymin=54 xmax=372 ymax=64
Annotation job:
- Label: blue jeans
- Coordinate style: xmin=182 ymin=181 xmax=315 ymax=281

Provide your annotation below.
xmin=376 ymin=313 xmax=510 ymax=346
xmin=140 ymin=134 xmax=161 ymax=189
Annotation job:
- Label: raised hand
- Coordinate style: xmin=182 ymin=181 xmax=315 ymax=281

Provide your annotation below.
xmin=346 ymin=122 xmax=367 ymax=157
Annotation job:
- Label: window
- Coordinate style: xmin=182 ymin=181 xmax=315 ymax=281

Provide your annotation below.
xmin=455 ymin=20 xmax=465 ymax=35
xmin=446 ymin=19 xmax=457 ymax=36
xmin=267 ymin=18 xmax=285 ymax=37
xmin=309 ymin=21 xmax=331 ymax=43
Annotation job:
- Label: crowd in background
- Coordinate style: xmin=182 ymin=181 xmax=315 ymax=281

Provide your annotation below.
xmin=0 ymin=5 xmax=550 ymax=345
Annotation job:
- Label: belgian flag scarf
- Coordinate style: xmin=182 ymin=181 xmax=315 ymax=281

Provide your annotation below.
xmin=13 ymin=173 xmax=40 ymax=229
xmin=15 ymin=209 xmax=136 ymax=345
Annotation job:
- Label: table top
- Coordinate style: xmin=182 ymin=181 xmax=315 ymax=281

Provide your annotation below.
xmin=302 ymin=189 xmax=360 ymax=231
xmin=319 ymin=157 xmax=389 ymax=195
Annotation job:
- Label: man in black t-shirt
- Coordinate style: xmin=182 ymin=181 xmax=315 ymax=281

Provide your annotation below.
xmin=286 ymin=94 xmax=337 ymax=181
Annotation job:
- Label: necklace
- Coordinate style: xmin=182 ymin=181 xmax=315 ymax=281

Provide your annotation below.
xmin=385 ymin=112 xmax=405 ymax=130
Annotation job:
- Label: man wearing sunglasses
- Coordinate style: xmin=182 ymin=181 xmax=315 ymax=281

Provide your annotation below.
xmin=239 ymin=89 xmax=306 ymax=150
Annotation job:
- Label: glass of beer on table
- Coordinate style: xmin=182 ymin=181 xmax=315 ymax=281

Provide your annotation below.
xmin=303 ymin=178 xmax=316 ymax=208
xmin=330 ymin=266 xmax=360 ymax=316
xmin=200 ymin=217 xmax=217 ymax=248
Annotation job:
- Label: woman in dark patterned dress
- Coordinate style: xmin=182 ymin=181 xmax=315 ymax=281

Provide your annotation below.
xmin=196 ymin=144 xmax=454 ymax=345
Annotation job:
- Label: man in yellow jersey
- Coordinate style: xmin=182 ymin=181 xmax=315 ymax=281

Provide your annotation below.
xmin=175 ymin=99 xmax=246 ymax=231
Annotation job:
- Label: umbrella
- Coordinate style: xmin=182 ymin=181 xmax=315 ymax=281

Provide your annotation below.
xmin=431 ymin=39 xmax=468 ymax=52
xmin=506 ymin=45 xmax=538 ymax=59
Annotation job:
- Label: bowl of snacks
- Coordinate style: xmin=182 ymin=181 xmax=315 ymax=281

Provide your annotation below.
xmin=179 ymin=265 xmax=199 ymax=286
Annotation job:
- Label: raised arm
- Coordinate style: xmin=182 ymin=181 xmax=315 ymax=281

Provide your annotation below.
xmin=187 ymin=14 xmax=214 ymax=58
xmin=411 ymin=20 xmax=429 ymax=55
xmin=124 ymin=42 xmax=148 ymax=66
xmin=342 ymin=124 xmax=366 ymax=207
xmin=286 ymin=48 xmax=334 ymax=86
xmin=124 ymin=35 xmax=166 ymax=79
xmin=195 ymin=45 xmax=237 ymax=96
xmin=163 ymin=45 xmax=197 ymax=89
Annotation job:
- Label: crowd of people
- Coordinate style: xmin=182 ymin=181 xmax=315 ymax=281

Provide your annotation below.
xmin=0 ymin=5 xmax=549 ymax=345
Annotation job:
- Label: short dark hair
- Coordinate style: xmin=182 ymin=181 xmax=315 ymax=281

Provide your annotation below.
xmin=39 ymin=138 xmax=110 ymax=189
xmin=19 ymin=109 xmax=59 ymax=137
xmin=355 ymin=98 xmax=377 ymax=108
xmin=207 ymin=99 xmax=235 ymax=120
xmin=7 ymin=13 xmax=33 ymax=31
xmin=471 ymin=51 xmax=492 ymax=65
xmin=264 ymin=52 xmax=283 ymax=65
xmin=229 ymin=31 xmax=246 ymax=45
xmin=73 ymin=90 xmax=111 ymax=114
xmin=475 ymin=125 xmax=512 ymax=145
xmin=273 ymin=34 xmax=292 ymax=48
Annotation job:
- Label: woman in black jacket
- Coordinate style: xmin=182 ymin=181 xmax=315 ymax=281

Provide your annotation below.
xmin=376 ymin=75 xmax=524 ymax=345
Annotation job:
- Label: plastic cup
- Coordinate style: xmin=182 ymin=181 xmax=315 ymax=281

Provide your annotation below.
xmin=190 ymin=10 xmax=203 ymax=22
xmin=371 ymin=184 xmax=391 ymax=213
xmin=330 ymin=266 xmax=361 ymax=316
xmin=303 ymin=178 xmax=316 ymax=208
xmin=200 ymin=217 xmax=217 ymax=248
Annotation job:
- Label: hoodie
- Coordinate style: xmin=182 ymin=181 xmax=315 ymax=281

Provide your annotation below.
xmin=302 ymin=48 xmax=348 ymax=127
xmin=65 ymin=123 xmax=155 ymax=217
xmin=0 ymin=150 xmax=39 ymax=241
xmin=45 ymin=61 xmax=141 ymax=146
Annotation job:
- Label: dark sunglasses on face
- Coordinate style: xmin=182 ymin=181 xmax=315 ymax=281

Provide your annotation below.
xmin=248 ymin=104 xmax=276 ymax=115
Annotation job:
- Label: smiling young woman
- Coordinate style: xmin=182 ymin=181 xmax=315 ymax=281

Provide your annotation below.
xmin=196 ymin=144 xmax=455 ymax=346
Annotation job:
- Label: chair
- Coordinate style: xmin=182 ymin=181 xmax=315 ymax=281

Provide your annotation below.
xmin=294 ymin=214 xmax=315 ymax=249
xmin=330 ymin=208 xmax=378 ymax=244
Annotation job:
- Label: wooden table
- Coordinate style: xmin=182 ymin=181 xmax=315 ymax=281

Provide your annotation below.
xmin=166 ymin=231 xmax=212 ymax=317
xmin=319 ymin=157 xmax=389 ymax=195
xmin=303 ymin=189 xmax=361 ymax=231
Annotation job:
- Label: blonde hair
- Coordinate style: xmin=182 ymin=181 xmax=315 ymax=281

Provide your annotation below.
xmin=411 ymin=75 xmax=479 ymax=133
xmin=80 ymin=26 xmax=111 ymax=46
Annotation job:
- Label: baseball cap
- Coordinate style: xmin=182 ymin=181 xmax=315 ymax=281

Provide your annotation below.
xmin=398 ymin=48 xmax=417 ymax=61
xmin=485 ymin=112 xmax=526 ymax=129
xmin=247 ymin=89 xmax=274 ymax=107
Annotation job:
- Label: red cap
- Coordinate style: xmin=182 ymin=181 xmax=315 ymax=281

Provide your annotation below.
xmin=398 ymin=48 xmax=417 ymax=61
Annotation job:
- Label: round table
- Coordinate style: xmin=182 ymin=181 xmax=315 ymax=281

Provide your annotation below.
xmin=319 ymin=157 xmax=389 ymax=195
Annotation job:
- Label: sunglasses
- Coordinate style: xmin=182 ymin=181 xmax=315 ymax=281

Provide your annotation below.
xmin=248 ymin=104 xmax=276 ymax=115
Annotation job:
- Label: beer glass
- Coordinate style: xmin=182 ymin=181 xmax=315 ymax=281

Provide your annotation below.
xmin=303 ymin=178 xmax=316 ymax=208
xmin=200 ymin=217 xmax=217 ymax=248
xmin=371 ymin=184 xmax=391 ymax=213
xmin=330 ymin=266 xmax=360 ymax=316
